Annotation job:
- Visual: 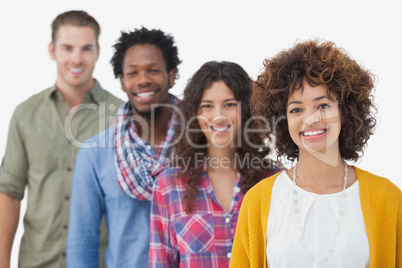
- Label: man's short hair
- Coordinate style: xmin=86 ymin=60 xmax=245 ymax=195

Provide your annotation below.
xmin=51 ymin=10 xmax=100 ymax=45
xmin=110 ymin=27 xmax=181 ymax=79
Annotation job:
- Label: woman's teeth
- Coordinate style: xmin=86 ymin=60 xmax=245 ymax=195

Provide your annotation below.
xmin=211 ymin=125 xmax=230 ymax=131
xmin=303 ymin=129 xmax=326 ymax=136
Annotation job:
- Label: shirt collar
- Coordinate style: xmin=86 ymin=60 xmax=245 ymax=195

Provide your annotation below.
xmin=46 ymin=79 xmax=104 ymax=104
xmin=200 ymin=163 xmax=242 ymax=188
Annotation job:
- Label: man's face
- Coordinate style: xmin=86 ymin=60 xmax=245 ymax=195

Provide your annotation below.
xmin=49 ymin=25 xmax=99 ymax=91
xmin=119 ymin=44 xmax=176 ymax=117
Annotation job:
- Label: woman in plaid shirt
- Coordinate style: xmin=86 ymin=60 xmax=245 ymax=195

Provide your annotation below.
xmin=149 ymin=61 xmax=280 ymax=267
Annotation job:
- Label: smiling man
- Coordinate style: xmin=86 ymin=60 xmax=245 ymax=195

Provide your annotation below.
xmin=0 ymin=10 xmax=123 ymax=268
xmin=66 ymin=27 xmax=181 ymax=267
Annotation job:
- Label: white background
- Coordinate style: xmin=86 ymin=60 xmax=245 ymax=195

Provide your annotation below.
xmin=1 ymin=1 xmax=401 ymax=266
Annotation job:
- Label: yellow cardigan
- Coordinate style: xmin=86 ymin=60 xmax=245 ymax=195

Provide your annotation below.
xmin=229 ymin=167 xmax=402 ymax=268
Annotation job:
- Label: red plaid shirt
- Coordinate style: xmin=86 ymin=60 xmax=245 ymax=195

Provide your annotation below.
xmin=150 ymin=166 xmax=244 ymax=268
xmin=150 ymin=166 xmax=280 ymax=267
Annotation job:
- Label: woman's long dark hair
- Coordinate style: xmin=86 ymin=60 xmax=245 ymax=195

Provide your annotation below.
xmin=174 ymin=61 xmax=275 ymax=213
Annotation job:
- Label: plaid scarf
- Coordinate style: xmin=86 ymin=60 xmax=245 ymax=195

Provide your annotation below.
xmin=114 ymin=95 xmax=178 ymax=200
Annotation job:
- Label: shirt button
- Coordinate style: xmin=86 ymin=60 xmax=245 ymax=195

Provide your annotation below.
xmin=67 ymin=167 xmax=72 ymax=172
xmin=65 ymin=196 xmax=70 ymax=201
xmin=108 ymin=104 xmax=116 ymax=111
xmin=227 ymin=252 xmax=231 ymax=258
xmin=63 ymin=225 xmax=68 ymax=229
xmin=234 ymin=187 xmax=240 ymax=193
xmin=225 ymin=217 xmax=230 ymax=223
xmin=61 ymin=252 xmax=66 ymax=257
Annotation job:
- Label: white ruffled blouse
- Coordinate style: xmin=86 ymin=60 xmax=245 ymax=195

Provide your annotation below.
xmin=266 ymin=171 xmax=370 ymax=268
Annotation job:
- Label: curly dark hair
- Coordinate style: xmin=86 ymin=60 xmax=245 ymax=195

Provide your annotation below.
xmin=110 ymin=26 xmax=181 ymax=79
xmin=252 ymin=39 xmax=377 ymax=162
xmin=174 ymin=61 xmax=276 ymax=213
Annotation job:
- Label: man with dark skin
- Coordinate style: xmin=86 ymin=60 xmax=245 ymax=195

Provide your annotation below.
xmin=66 ymin=27 xmax=181 ymax=267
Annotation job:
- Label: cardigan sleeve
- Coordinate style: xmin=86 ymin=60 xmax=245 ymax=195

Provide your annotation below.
xmin=356 ymin=167 xmax=402 ymax=267
xmin=230 ymin=174 xmax=279 ymax=268
xmin=396 ymin=188 xmax=402 ymax=268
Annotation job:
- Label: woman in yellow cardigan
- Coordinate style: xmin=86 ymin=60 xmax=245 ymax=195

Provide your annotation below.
xmin=230 ymin=39 xmax=402 ymax=268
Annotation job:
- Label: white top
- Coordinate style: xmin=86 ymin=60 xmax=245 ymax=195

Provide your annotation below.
xmin=266 ymin=171 xmax=369 ymax=268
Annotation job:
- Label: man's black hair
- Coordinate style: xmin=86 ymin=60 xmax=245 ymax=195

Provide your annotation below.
xmin=110 ymin=26 xmax=181 ymax=78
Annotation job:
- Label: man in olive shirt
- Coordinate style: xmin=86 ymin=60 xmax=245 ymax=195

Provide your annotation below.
xmin=0 ymin=11 xmax=123 ymax=268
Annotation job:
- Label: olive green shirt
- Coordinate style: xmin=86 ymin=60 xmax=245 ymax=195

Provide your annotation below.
xmin=0 ymin=80 xmax=123 ymax=268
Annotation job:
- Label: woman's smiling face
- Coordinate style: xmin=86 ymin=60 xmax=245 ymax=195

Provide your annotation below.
xmin=197 ymin=81 xmax=240 ymax=148
xmin=286 ymin=79 xmax=341 ymax=156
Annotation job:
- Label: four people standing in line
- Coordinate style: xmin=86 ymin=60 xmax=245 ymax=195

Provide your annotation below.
xmin=1 ymin=10 xmax=401 ymax=268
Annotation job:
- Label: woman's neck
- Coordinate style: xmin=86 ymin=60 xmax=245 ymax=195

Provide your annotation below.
xmin=205 ymin=146 xmax=237 ymax=171
xmin=289 ymin=151 xmax=347 ymax=194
